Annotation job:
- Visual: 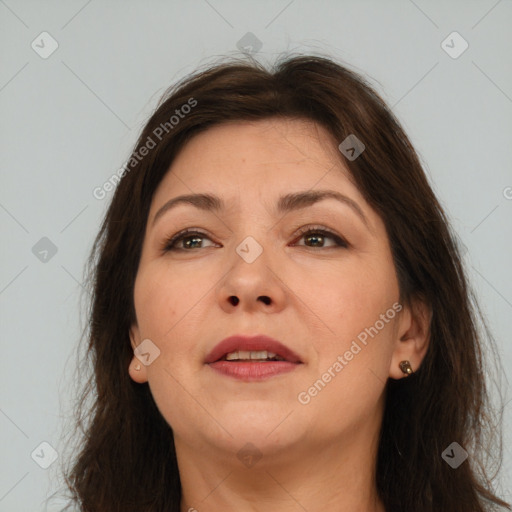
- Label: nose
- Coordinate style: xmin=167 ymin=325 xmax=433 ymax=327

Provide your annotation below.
xmin=216 ymin=238 xmax=287 ymax=314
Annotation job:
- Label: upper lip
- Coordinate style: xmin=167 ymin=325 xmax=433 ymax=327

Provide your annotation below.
xmin=204 ymin=335 xmax=303 ymax=364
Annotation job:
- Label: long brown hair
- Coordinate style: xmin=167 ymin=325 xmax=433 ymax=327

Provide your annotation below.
xmin=59 ymin=54 xmax=511 ymax=511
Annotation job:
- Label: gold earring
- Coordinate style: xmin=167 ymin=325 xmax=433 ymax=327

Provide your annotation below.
xmin=399 ymin=360 xmax=413 ymax=376
xmin=134 ymin=363 xmax=141 ymax=371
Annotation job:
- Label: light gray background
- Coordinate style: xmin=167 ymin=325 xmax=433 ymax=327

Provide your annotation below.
xmin=1 ymin=1 xmax=511 ymax=510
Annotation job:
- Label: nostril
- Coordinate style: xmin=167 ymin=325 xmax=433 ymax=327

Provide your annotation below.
xmin=227 ymin=296 xmax=271 ymax=305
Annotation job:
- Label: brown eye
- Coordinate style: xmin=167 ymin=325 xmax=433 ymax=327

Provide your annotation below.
xmin=293 ymin=226 xmax=348 ymax=249
xmin=164 ymin=230 xmax=216 ymax=252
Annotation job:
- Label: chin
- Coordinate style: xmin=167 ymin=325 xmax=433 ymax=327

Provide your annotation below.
xmin=212 ymin=411 xmax=301 ymax=447
xmin=205 ymin=426 xmax=301 ymax=466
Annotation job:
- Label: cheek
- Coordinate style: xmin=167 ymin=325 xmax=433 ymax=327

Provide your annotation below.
xmin=295 ymin=272 xmax=397 ymax=428
xmin=134 ymin=274 xmax=175 ymax=338
xmin=145 ymin=367 xmax=204 ymax=436
xmin=133 ymin=262 xmax=203 ymax=339
xmin=297 ymin=259 xmax=399 ymax=370
xmin=297 ymin=360 xmax=386 ymax=438
xmin=133 ymin=268 xmax=204 ymax=431
xmin=302 ymin=260 xmax=396 ymax=329
xmin=133 ymin=264 xmax=209 ymax=379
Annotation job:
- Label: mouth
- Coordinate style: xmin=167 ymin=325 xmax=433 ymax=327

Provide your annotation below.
xmin=220 ymin=350 xmax=286 ymax=362
xmin=204 ymin=334 xmax=303 ymax=381
xmin=204 ymin=334 xmax=303 ymax=364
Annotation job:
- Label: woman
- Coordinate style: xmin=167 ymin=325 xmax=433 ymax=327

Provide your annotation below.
xmin=61 ymin=54 xmax=511 ymax=511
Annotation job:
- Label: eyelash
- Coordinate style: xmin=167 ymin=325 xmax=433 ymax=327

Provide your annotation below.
xmin=162 ymin=225 xmax=349 ymax=252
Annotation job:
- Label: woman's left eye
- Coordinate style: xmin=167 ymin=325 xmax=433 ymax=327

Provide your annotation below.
xmin=292 ymin=226 xmax=348 ymax=249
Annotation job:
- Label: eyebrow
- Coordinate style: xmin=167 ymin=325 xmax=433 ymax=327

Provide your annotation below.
xmin=152 ymin=190 xmax=370 ymax=230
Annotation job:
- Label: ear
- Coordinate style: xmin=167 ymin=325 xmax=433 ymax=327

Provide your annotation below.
xmin=128 ymin=323 xmax=148 ymax=384
xmin=389 ymin=295 xmax=431 ymax=380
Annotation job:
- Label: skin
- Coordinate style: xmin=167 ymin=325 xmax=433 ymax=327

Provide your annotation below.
xmin=128 ymin=118 xmax=431 ymax=512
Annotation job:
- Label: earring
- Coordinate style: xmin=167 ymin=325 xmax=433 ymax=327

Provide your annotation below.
xmin=134 ymin=363 xmax=141 ymax=371
xmin=399 ymin=360 xmax=413 ymax=376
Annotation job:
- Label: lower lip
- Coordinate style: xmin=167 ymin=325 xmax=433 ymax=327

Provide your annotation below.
xmin=207 ymin=361 xmax=300 ymax=381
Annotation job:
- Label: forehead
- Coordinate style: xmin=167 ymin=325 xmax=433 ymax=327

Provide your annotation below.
xmin=187 ymin=117 xmax=341 ymax=157
xmin=152 ymin=118 xmax=360 ymax=205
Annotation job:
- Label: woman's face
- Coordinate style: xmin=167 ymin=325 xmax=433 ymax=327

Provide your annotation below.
xmin=129 ymin=118 xmax=415 ymax=462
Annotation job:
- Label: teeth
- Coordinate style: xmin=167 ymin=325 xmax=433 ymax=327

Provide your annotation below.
xmin=225 ymin=350 xmax=281 ymax=361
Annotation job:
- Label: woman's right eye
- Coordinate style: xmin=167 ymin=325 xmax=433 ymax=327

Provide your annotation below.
xmin=164 ymin=229 xmax=217 ymax=252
